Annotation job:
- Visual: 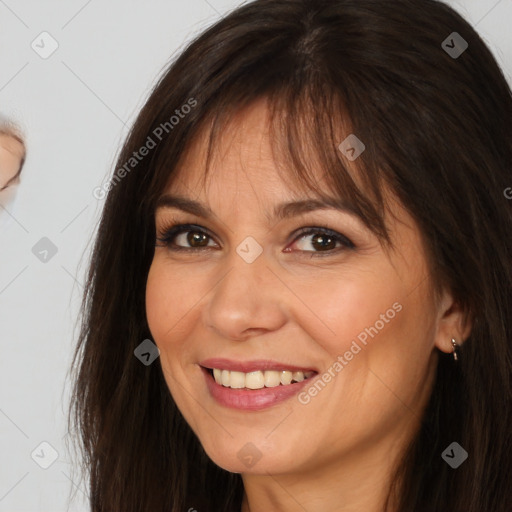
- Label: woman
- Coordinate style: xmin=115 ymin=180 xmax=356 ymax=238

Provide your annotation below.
xmin=69 ymin=0 xmax=512 ymax=510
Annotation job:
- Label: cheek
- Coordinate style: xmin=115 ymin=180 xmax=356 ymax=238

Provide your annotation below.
xmin=297 ymin=264 xmax=434 ymax=411
xmin=145 ymin=262 xmax=168 ymax=338
xmin=145 ymin=261 xmax=194 ymax=379
xmin=292 ymin=265 xmax=406 ymax=358
xmin=145 ymin=260 xmax=203 ymax=419
xmin=145 ymin=259 xmax=204 ymax=344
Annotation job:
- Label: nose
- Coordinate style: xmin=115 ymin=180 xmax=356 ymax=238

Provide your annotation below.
xmin=204 ymin=248 xmax=288 ymax=341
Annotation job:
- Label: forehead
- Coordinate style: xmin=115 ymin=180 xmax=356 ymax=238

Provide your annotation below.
xmin=168 ymin=99 xmax=325 ymax=200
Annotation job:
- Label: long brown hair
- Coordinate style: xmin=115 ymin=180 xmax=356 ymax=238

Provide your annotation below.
xmin=68 ymin=0 xmax=512 ymax=510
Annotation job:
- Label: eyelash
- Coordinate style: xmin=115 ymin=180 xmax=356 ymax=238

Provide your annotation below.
xmin=155 ymin=223 xmax=356 ymax=256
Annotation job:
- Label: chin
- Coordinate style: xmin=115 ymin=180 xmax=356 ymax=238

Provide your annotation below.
xmin=197 ymin=430 xmax=302 ymax=475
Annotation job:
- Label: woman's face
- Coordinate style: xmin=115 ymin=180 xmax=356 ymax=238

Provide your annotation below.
xmin=146 ymin=101 xmax=461 ymax=477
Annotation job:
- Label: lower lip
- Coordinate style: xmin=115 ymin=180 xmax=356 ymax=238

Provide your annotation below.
xmin=201 ymin=367 xmax=315 ymax=411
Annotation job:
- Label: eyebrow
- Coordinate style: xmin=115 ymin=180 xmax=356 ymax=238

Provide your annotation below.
xmin=155 ymin=194 xmax=363 ymax=223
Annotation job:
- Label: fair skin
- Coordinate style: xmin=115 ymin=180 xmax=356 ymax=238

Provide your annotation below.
xmin=145 ymin=100 xmax=471 ymax=511
xmin=0 ymin=133 xmax=24 ymax=191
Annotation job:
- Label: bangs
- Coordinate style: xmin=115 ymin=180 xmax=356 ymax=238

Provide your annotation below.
xmin=173 ymin=81 xmax=393 ymax=248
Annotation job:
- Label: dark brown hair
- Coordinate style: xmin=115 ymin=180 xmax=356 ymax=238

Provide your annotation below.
xmin=68 ymin=0 xmax=512 ymax=510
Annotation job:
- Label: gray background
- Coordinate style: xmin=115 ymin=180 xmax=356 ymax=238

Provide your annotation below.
xmin=0 ymin=1 xmax=510 ymax=510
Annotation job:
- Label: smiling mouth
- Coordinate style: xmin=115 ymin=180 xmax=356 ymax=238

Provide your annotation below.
xmin=205 ymin=368 xmax=317 ymax=389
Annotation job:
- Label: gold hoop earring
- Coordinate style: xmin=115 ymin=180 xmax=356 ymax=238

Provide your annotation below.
xmin=451 ymin=338 xmax=459 ymax=361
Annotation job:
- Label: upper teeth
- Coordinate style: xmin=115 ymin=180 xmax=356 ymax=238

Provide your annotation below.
xmin=212 ymin=369 xmax=315 ymax=389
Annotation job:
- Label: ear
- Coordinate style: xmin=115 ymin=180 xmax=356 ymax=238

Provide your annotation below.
xmin=433 ymin=288 xmax=472 ymax=354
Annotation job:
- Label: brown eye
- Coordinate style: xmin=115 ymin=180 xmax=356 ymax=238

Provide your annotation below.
xmin=186 ymin=231 xmax=210 ymax=247
xmin=156 ymin=224 xmax=218 ymax=251
xmin=288 ymin=227 xmax=355 ymax=254
xmin=309 ymin=233 xmax=338 ymax=251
